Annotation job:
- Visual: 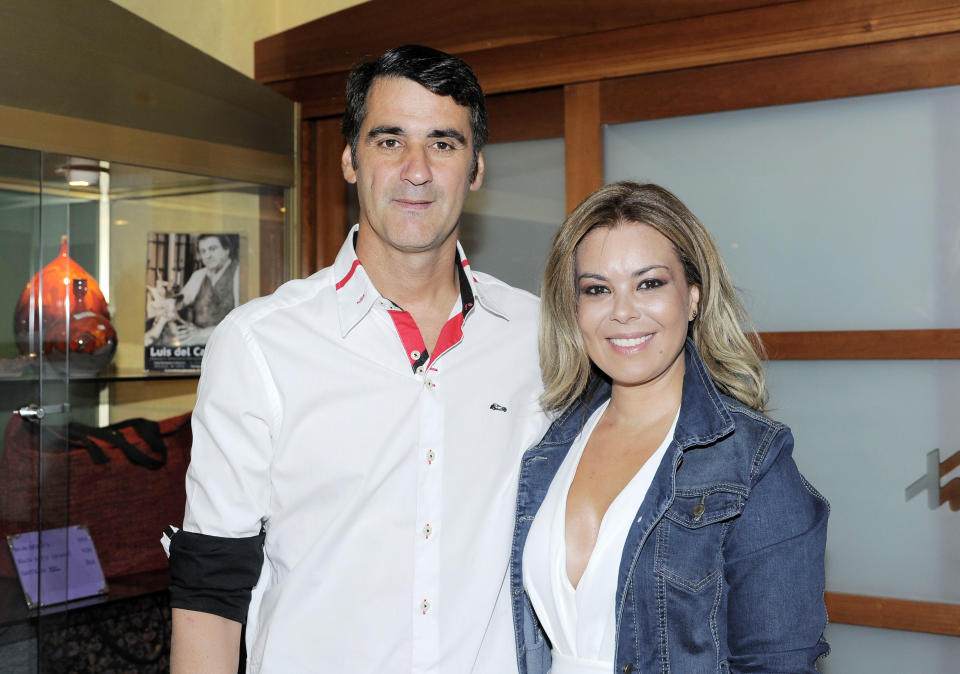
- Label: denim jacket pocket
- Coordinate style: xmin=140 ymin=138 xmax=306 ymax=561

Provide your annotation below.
xmin=653 ymin=489 xmax=746 ymax=671
xmin=657 ymin=488 xmax=744 ymax=588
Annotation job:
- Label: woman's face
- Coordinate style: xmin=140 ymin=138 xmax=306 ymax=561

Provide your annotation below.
xmin=575 ymin=222 xmax=700 ymax=391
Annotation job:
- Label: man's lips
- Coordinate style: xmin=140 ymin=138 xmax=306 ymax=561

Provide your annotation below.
xmin=394 ymin=198 xmax=433 ymax=209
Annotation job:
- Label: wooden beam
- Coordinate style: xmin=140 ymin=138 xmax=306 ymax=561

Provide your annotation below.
xmin=599 ymin=31 xmax=960 ymax=124
xmin=755 ymin=330 xmax=960 ymax=360
xmin=253 ymin=0 xmax=790 ymax=84
xmin=826 ymin=592 xmax=960 ymax=637
xmin=263 ymin=0 xmax=960 ymax=115
xmin=313 ymin=117 xmax=349 ymax=271
xmin=463 ymin=0 xmax=960 ymax=95
xmin=563 ymin=82 xmax=603 ymax=214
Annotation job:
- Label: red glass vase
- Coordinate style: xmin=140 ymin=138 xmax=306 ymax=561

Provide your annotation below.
xmin=45 ymin=278 xmax=117 ymax=376
xmin=13 ymin=236 xmax=110 ymax=356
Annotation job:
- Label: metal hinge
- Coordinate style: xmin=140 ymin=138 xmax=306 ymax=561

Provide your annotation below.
xmin=13 ymin=403 xmax=71 ymax=420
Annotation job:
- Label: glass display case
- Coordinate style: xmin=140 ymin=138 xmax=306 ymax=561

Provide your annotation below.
xmin=0 ymin=145 xmax=291 ymax=669
xmin=0 ymin=3 xmax=295 ymax=667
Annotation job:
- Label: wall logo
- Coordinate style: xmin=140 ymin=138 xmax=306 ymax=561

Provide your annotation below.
xmin=905 ymin=449 xmax=960 ymax=511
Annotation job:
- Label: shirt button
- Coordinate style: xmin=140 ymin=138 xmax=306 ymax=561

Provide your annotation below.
xmin=416 ymin=365 xmax=425 ymax=376
xmin=420 ymin=598 xmax=430 ymax=614
xmin=424 ymin=379 xmax=436 ymax=389
xmin=410 ymin=349 xmax=420 ymax=361
xmin=423 ymin=524 xmax=433 ymax=539
xmin=426 ymin=450 xmax=436 ymax=464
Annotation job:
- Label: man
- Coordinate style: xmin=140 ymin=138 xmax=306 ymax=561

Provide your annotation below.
xmin=144 ymin=234 xmax=239 ymax=347
xmin=174 ymin=234 xmax=240 ymax=343
xmin=165 ymin=45 xmax=547 ymax=672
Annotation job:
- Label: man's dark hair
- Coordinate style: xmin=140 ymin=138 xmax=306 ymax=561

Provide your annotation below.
xmin=342 ymin=44 xmax=488 ymax=181
xmin=195 ymin=234 xmax=235 ymax=259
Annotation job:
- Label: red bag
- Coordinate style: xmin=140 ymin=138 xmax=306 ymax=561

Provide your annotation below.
xmin=0 ymin=413 xmax=192 ymax=579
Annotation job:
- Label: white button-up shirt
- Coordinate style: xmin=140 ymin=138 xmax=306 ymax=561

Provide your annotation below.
xmin=183 ymin=226 xmax=549 ymax=673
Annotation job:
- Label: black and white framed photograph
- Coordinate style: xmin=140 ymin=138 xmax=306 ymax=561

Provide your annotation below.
xmin=144 ymin=232 xmax=242 ymax=371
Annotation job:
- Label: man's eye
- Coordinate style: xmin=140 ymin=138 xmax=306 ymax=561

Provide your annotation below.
xmin=433 ymin=141 xmax=454 ymax=151
xmin=379 ymin=138 xmax=400 ymax=149
xmin=638 ymin=278 xmax=665 ymax=290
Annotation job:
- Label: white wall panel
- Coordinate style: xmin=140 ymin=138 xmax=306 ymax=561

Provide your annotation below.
xmin=605 ymin=86 xmax=960 ymax=331
xmin=461 ymin=137 xmax=565 ymax=295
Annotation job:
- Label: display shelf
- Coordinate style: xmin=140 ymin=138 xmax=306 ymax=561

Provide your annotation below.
xmin=0 ymin=369 xmax=200 ymax=385
xmin=0 ymin=568 xmax=169 ymax=628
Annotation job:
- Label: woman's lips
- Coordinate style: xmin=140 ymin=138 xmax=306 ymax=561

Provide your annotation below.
xmin=607 ymin=333 xmax=654 ymax=353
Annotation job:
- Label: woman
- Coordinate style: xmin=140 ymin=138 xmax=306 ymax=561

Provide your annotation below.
xmin=511 ymin=182 xmax=829 ymax=673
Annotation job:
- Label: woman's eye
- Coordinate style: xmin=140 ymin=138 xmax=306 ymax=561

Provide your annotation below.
xmin=580 ymin=285 xmax=609 ymax=296
xmin=638 ymin=278 xmax=665 ymax=290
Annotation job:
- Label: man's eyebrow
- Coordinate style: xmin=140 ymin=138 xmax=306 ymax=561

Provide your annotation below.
xmin=428 ymin=128 xmax=467 ymax=144
xmin=367 ymin=125 xmax=405 ymax=138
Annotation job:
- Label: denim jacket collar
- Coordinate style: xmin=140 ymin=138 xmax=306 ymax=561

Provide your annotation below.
xmin=534 ymin=338 xmax=735 ymax=453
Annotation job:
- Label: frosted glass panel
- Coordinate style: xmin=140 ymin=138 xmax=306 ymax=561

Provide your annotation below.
xmin=821 ymin=624 xmax=960 ymax=674
xmin=461 ymin=138 xmax=565 ymax=294
xmin=604 ymin=86 xmax=960 ymax=330
xmin=765 ymin=360 xmax=960 ymax=602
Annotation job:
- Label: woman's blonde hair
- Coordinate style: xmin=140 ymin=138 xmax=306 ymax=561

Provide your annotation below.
xmin=540 ymin=181 xmax=767 ymax=413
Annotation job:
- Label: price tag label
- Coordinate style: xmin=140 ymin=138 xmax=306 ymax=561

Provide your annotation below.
xmin=6 ymin=525 xmax=108 ymax=608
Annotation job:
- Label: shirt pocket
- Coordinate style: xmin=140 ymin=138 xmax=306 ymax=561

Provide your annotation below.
xmin=656 ymin=488 xmax=746 ymax=591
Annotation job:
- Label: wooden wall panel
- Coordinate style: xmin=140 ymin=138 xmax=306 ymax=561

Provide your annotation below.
xmin=259 ymin=189 xmax=286 ymax=294
xmin=600 ymin=32 xmax=960 ymax=124
xmin=299 ymin=119 xmax=318 ymax=277
xmin=563 ymin=82 xmax=603 ymax=214
xmin=486 ymin=88 xmax=564 ymax=144
xmin=826 ymin=593 xmax=960 ymax=637
xmin=755 ymin=330 xmax=960 ymax=360
xmin=312 ymin=118 xmax=349 ymax=272
xmin=254 ymin=0 xmax=789 ymax=84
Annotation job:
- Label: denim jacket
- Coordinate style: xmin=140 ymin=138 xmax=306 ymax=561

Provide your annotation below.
xmin=510 ymin=341 xmax=829 ymax=673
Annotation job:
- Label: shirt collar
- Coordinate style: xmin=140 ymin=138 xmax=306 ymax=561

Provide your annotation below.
xmin=334 ymin=224 xmax=510 ymax=338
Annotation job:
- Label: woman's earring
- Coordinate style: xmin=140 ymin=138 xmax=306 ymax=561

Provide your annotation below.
xmin=691 ymin=308 xmax=698 ymax=321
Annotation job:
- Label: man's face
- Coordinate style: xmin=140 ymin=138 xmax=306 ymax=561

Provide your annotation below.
xmin=342 ymin=77 xmax=484 ymax=255
xmin=198 ymin=237 xmax=230 ymax=272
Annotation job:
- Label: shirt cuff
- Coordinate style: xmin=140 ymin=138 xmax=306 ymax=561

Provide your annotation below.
xmin=166 ymin=525 xmax=265 ymax=624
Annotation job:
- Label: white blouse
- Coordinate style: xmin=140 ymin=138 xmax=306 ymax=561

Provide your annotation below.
xmin=522 ymin=401 xmax=679 ymax=673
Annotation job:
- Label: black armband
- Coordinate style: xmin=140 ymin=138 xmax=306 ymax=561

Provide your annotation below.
xmin=167 ymin=526 xmax=265 ymax=624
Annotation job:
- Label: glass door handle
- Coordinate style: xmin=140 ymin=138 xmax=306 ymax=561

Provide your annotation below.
xmin=13 ymin=403 xmax=71 ymax=420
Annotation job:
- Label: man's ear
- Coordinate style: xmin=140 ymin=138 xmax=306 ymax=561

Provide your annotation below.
xmin=469 ymin=151 xmax=485 ymax=191
xmin=341 ymin=145 xmax=357 ymax=184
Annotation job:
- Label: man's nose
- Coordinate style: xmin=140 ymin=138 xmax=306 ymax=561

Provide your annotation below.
xmin=401 ymin=146 xmax=432 ymax=186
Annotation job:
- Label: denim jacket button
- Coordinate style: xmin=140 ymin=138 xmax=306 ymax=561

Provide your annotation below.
xmin=692 ymin=503 xmax=705 ymax=519
xmin=622 ymin=663 xmax=633 ymax=674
